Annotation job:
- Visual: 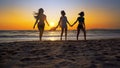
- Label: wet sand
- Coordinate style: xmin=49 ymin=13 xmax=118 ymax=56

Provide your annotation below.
xmin=0 ymin=39 xmax=120 ymax=68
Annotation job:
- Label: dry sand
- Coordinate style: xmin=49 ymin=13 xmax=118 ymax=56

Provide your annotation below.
xmin=0 ymin=39 xmax=120 ymax=68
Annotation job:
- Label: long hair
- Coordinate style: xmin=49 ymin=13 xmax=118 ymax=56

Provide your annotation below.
xmin=34 ymin=8 xmax=44 ymax=19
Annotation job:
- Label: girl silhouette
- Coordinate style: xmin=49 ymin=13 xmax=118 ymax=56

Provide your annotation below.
xmin=56 ymin=10 xmax=71 ymax=40
xmin=72 ymin=12 xmax=86 ymax=40
xmin=33 ymin=8 xmax=49 ymax=41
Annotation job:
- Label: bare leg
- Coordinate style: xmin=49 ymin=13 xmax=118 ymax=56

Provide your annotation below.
xmin=84 ymin=31 xmax=86 ymax=41
xmin=39 ymin=34 xmax=41 ymax=41
xmin=41 ymin=27 xmax=44 ymax=41
xmin=82 ymin=28 xmax=86 ymax=40
xmin=65 ymin=28 xmax=67 ymax=40
xmin=77 ymin=28 xmax=80 ymax=40
xmin=39 ymin=29 xmax=42 ymax=41
xmin=39 ymin=30 xmax=41 ymax=41
xmin=39 ymin=27 xmax=44 ymax=41
xmin=61 ymin=28 xmax=64 ymax=40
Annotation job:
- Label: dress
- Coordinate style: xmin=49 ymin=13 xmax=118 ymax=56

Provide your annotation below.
xmin=60 ymin=16 xmax=67 ymax=28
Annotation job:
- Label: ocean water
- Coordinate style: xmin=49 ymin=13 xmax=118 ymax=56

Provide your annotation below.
xmin=0 ymin=29 xmax=120 ymax=43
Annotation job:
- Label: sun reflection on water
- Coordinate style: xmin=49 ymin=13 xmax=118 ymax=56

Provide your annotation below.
xmin=48 ymin=37 xmax=57 ymax=41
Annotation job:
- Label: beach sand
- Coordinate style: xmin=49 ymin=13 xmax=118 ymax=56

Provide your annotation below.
xmin=0 ymin=39 xmax=120 ymax=68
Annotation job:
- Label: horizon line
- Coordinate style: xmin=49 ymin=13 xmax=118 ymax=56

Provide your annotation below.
xmin=0 ymin=28 xmax=120 ymax=31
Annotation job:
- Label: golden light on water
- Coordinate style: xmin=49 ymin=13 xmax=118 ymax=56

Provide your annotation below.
xmin=49 ymin=37 xmax=56 ymax=41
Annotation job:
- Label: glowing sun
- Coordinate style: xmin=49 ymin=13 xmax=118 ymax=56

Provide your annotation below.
xmin=50 ymin=22 xmax=55 ymax=27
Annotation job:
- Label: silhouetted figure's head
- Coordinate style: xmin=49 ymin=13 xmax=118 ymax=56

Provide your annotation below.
xmin=61 ymin=10 xmax=66 ymax=16
xmin=79 ymin=12 xmax=84 ymax=17
xmin=39 ymin=8 xmax=44 ymax=14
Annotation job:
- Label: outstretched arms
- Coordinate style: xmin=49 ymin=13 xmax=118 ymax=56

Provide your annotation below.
xmin=33 ymin=15 xmax=49 ymax=29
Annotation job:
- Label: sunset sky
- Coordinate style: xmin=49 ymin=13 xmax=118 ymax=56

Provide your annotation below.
xmin=0 ymin=0 xmax=120 ymax=30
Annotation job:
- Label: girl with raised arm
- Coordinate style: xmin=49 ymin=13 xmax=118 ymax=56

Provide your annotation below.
xmin=56 ymin=10 xmax=71 ymax=40
xmin=72 ymin=12 xmax=86 ymax=40
xmin=33 ymin=8 xmax=49 ymax=41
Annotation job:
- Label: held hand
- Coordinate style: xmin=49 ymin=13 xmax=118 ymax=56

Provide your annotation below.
xmin=70 ymin=24 xmax=73 ymax=27
xmin=48 ymin=24 xmax=50 ymax=26
xmin=55 ymin=26 xmax=58 ymax=29
xmin=33 ymin=26 xmax=35 ymax=29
